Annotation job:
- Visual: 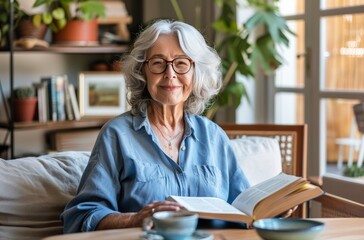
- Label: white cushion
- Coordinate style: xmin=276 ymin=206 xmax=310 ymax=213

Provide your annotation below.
xmin=0 ymin=151 xmax=90 ymax=240
xmin=230 ymin=137 xmax=282 ymax=186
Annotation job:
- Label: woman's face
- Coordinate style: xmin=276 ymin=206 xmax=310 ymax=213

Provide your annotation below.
xmin=144 ymin=34 xmax=194 ymax=108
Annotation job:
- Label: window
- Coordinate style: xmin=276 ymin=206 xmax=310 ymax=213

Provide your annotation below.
xmin=272 ymin=0 xmax=364 ymax=178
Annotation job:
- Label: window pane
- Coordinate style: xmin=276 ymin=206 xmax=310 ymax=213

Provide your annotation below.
xmin=275 ymin=20 xmax=305 ymax=88
xmin=275 ymin=93 xmax=304 ymax=124
xmin=322 ymin=14 xmax=364 ymax=91
xmin=321 ymin=0 xmax=364 ymax=9
xmin=277 ymin=0 xmax=304 ymax=15
xmin=325 ymin=99 xmax=362 ymax=175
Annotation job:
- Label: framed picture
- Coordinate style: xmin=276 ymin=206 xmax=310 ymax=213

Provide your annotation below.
xmin=79 ymin=72 xmax=127 ymax=117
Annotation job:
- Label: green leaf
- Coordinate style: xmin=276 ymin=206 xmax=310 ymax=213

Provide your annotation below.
xmin=32 ymin=0 xmax=48 ymax=8
xmin=52 ymin=8 xmax=66 ymax=20
xmin=42 ymin=13 xmax=53 ymax=25
xmin=57 ymin=19 xmax=67 ymax=30
xmin=170 ymin=0 xmax=184 ymax=21
xmin=79 ymin=1 xmax=106 ymax=20
xmin=32 ymin=14 xmax=42 ymax=27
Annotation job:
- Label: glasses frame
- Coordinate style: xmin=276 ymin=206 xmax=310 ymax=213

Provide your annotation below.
xmin=144 ymin=57 xmax=194 ymax=75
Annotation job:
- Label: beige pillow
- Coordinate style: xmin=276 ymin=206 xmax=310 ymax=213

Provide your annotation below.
xmin=230 ymin=137 xmax=282 ymax=186
xmin=0 ymin=151 xmax=90 ymax=240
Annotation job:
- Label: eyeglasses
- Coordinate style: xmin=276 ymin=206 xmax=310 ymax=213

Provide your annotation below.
xmin=144 ymin=57 xmax=194 ymax=74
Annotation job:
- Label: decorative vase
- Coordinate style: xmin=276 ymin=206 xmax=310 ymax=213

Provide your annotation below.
xmin=53 ymin=20 xmax=99 ymax=46
xmin=14 ymin=97 xmax=38 ymax=122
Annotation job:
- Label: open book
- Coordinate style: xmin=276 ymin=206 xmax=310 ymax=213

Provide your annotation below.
xmin=167 ymin=173 xmax=323 ymax=225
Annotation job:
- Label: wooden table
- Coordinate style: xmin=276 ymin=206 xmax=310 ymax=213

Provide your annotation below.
xmin=43 ymin=218 xmax=364 ymax=240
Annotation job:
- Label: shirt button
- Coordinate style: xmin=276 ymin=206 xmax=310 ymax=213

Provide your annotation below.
xmin=181 ymin=146 xmax=186 ymax=151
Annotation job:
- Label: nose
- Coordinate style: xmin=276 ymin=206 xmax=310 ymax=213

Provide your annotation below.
xmin=164 ymin=63 xmax=176 ymax=78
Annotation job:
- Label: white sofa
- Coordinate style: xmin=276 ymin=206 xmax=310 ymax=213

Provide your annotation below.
xmin=0 ymin=152 xmax=90 ymax=240
xmin=0 ymin=137 xmax=281 ymax=240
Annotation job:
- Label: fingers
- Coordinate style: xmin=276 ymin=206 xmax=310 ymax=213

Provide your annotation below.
xmin=146 ymin=201 xmax=182 ymax=216
xmin=131 ymin=201 xmax=183 ymax=227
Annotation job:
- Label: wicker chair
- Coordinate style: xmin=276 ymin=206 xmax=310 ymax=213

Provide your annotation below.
xmin=309 ymin=175 xmax=364 ymax=217
xmin=220 ymin=123 xmax=308 ymax=218
xmin=317 ymin=193 xmax=364 ymax=217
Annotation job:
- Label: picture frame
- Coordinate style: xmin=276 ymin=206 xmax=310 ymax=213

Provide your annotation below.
xmin=79 ymin=72 xmax=127 ymax=117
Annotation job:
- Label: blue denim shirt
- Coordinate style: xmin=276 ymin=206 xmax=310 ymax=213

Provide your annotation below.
xmin=61 ymin=111 xmax=250 ymax=232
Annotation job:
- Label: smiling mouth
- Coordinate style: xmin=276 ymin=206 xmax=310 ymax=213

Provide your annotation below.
xmin=161 ymin=86 xmax=181 ymax=91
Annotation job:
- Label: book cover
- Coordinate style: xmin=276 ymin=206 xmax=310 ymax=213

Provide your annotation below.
xmin=68 ymin=83 xmax=81 ymax=120
xmin=63 ymin=76 xmax=74 ymax=121
xmin=32 ymin=82 xmax=48 ymax=122
xmin=55 ymin=75 xmax=66 ymax=121
xmin=41 ymin=76 xmax=57 ymax=122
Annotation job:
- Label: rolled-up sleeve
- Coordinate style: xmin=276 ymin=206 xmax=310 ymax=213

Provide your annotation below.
xmin=61 ymin=129 xmax=122 ymax=232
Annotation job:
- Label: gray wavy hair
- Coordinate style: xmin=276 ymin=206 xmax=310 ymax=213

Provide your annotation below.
xmin=123 ymin=19 xmax=222 ymax=115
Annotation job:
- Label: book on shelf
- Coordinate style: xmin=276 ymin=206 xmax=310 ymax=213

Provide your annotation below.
xmin=63 ymin=76 xmax=74 ymax=121
xmin=55 ymin=75 xmax=66 ymax=121
xmin=41 ymin=76 xmax=58 ymax=122
xmin=39 ymin=74 xmax=81 ymax=122
xmin=167 ymin=173 xmax=324 ymax=226
xmin=68 ymin=83 xmax=81 ymax=121
xmin=32 ymin=82 xmax=48 ymax=122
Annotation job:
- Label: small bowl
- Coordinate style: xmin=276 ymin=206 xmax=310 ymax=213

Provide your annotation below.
xmin=253 ymin=218 xmax=325 ymax=240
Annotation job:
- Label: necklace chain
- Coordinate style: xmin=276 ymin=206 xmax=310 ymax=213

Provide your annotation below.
xmin=151 ymin=121 xmax=182 ymax=149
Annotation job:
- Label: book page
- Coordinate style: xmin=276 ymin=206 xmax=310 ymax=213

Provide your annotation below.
xmin=231 ymin=173 xmax=300 ymax=216
xmin=169 ymin=196 xmax=245 ymax=215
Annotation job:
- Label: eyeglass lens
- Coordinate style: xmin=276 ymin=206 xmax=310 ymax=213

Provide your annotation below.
xmin=146 ymin=58 xmax=192 ymax=74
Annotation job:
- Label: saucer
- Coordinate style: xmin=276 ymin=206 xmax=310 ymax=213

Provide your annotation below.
xmin=140 ymin=230 xmax=213 ymax=240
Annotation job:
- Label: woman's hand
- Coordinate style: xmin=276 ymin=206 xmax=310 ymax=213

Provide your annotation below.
xmin=96 ymin=201 xmax=182 ymax=230
xmin=128 ymin=201 xmax=182 ymax=227
xmin=279 ymin=205 xmax=299 ymax=218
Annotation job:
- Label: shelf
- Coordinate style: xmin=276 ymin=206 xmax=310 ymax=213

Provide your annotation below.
xmin=0 ymin=118 xmax=109 ymax=131
xmin=0 ymin=44 xmax=129 ymax=54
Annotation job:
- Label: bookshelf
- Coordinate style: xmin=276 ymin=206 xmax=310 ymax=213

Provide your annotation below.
xmin=1 ymin=5 xmax=130 ymax=159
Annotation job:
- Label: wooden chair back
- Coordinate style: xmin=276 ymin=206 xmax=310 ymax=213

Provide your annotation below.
xmin=309 ymin=175 xmax=364 ymax=218
xmin=220 ymin=124 xmax=308 ymax=217
xmin=316 ymin=193 xmax=364 ymax=217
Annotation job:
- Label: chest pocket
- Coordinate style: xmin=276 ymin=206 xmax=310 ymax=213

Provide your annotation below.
xmin=133 ymin=160 xmax=165 ymax=182
xmin=192 ymin=165 xmax=223 ymax=197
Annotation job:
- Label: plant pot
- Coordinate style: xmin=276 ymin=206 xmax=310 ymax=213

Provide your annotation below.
xmin=16 ymin=19 xmax=47 ymax=40
xmin=53 ymin=20 xmax=99 ymax=46
xmin=13 ymin=97 xmax=38 ymax=122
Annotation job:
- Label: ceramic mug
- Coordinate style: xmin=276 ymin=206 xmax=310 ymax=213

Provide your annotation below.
xmin=143 ymin=211 xmax=198 ymax=240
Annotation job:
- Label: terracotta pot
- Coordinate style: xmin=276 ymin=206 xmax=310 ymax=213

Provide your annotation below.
xmin=16 ymin=19 xmax=47 ymax=40
xmin=53 ymin=20 xmax=99 ymax=46
xmin=14 ymin=97 xmax=38 ymax=122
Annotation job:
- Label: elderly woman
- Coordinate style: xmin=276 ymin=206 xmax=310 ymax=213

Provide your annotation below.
xmin=61 ymin=19 xmax=250 ymax=232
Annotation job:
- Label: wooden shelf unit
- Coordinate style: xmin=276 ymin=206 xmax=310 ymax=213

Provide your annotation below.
xmin=0 ymin=118 xmax=109 ymax=131
xmin=1 ymin=44 xmax=129 ymax=54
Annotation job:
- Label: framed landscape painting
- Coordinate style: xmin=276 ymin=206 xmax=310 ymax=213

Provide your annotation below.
xmin=79 ymin=72 xmax=127 ymax=117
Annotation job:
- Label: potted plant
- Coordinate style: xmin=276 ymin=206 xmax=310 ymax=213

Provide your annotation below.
xmin=0 ymin=0 xmax=27 ymax=48
xmin=31 ymin=0 xmax=106 ymax=45
xmin=13 ymin=86 xmax=38 ymax=122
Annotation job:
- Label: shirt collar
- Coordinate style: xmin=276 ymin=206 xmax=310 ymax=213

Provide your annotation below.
xmin=132 ymin=109 xmax=198 ymax=141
